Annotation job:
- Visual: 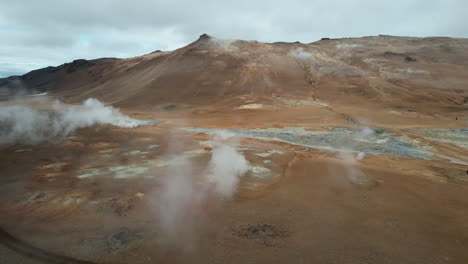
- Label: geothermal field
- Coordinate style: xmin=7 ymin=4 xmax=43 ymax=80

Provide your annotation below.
xmin=0 ymin=35 xmax=467 ymax=263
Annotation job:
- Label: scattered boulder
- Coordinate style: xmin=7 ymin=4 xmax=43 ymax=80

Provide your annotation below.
xmin=199 ymin=33 xmax=211 ymax=40
xmin=162 ymin=104 xmax=177 ymax=111
xmin=405 ymin=56 xmax=417 ymax=62
xmin=204 ymin=146 xmax=213 ymax=152
xmin=384 ymin=51 xmax=417 ymax=62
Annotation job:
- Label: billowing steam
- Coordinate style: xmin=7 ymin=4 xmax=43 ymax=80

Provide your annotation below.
xmin=157 ymin=156 xmax=204 ymax=246
xmin=338 ymin=150 xmax=369 ymax=185
xmin=52 ymin=98 xmax=147 ymax=134
xmin=209 ymin=37 xmax=236 ymax=49
xmin=336 ymin=126 xmax=375 ymax=186
xmin=334 ymin=43 xmax=362 ymax=59
xmin=155 ymin=131 xmax=248 ymax=247
xmin=289 ymin=47 xmax=317 ymax=63
xmin=207 ymin=131 xmax=249 ymax=197
xmin=289 ymin=48 xmax=315 ymax=63
xmin=335 ymin=43 xmax=362 ymax=49
xmin=0 ymin=98 xmax=150 ymax=145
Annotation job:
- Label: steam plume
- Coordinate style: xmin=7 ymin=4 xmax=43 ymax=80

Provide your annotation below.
xmin=0 ymin=98 xmax=149 ymax=145
xmin=155 ymin=130 xmax=248 ymax=247
xmin=157 ymin=156 xmax=203 ymax=246
xmin=207 ymin=131 xmax=249 ymax=198
xmin=336 ymin=127 xmax=375 ymax=186
xmin=290 ymin=47 xmax=317 ymax=63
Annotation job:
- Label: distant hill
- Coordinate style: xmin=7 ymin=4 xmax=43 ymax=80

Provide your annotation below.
xmin=1 ymin=34 xmax=467 ymax=110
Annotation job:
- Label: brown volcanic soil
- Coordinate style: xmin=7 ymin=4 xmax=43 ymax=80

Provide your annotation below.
xmin=0 ymin=35 xmax=467 ymax=263
xmin=2 ymin=34 xmax=468 ymax=112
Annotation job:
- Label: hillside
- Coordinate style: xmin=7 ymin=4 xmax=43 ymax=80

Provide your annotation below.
xmin=2 ymin=34 xmax=467 ymax=112
xmin=1 ymin=34 xmax=468 ymax=264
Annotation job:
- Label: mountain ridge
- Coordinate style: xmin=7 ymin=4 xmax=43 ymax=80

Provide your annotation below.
xmin=1 ymin=34 xmax=467 ymax=111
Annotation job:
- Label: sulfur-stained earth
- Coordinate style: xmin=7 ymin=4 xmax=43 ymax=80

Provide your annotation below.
xmin=0 ymin=98 xmax=467 ymax=264
xmin=1 ymin=34 xmax=468 ymax=263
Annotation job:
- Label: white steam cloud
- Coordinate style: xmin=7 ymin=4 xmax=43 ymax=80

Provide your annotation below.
xmin=0 ymin=98 xmax=150 ymax=145
xmin=338 ymin=150 xmax=369 ymax=185
xmin=334 ymin=43 xmax=362 ymax=59
xmin=155 ymin=131 xmax=248 ymax=247
xmin=209 ymin=37 xmax=237 ymax=50
xmin=207 ymin=131 xmax=249 ymax=198
xmin=336 ymin=126 xmax=375 ymax=186
xmin=290 ymin=47 xmax=317 ymax=63
xmin=157 ymin=156 xmax=204 ymax=246
xmin=335 ymin=43 xmax=362 ymax=49
xmin=52 ymin=98 xmax=147 ymax=134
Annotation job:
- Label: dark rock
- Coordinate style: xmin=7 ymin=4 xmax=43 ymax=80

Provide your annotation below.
xmin=104 ymin=228 xmax=142 ymax=252
xmin=199 ymin=33 xmax=211 ymax=40
xmin=162 ymin=104 xmax=177 ymax=111
xmin=405 ymin=56 xmax=417 ymax=62
xmin=66 ymin=59 xmax=95 ymax=73
xmin=204 ymin=147 xmax=213 ymax=152
xmin=384 ymin=52 xmax=417 ymax=63
xmin=232 ymin=224 xmax=288 ymax=246
xmin=321 ymin=38 xmax=331 ymax=40
xmin=384 ymin=51 xmax=402 ymax=57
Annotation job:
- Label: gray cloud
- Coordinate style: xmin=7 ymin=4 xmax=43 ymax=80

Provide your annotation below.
xmin=1 ymin=0 xmax=467 ymax=76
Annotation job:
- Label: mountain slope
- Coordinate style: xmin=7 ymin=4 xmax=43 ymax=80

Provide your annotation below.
xmin=1 ymin=34 xmax=468 ymax=111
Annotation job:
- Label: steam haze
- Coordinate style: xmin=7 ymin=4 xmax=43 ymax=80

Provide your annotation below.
xmin=0 ymin=98 xmax=148 ymax=145
xmin=154 ymin=131 xmax=248 ymax=247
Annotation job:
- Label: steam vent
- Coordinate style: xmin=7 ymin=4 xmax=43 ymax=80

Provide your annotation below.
xmin=1 ymin=32 xmax=468 ymax=263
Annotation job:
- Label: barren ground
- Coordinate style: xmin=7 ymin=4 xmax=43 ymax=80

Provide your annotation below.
xmin=1 ymin=35 xmax=467 ymax=263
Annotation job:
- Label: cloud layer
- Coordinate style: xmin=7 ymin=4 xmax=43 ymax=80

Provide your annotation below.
xmin=1 ymin=0 xmax=467 ymax=77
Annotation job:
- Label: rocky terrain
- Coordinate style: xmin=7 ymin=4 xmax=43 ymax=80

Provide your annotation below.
xmin=0 ymin=34 xmax=467 ymax=264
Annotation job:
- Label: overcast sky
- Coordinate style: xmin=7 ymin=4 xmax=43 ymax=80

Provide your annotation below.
xmin=1 ymin=0 xmax=467 ymax=77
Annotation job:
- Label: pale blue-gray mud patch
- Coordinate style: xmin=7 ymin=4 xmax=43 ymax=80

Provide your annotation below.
xmin=181 ymin=127 xmax=433 ymax=159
